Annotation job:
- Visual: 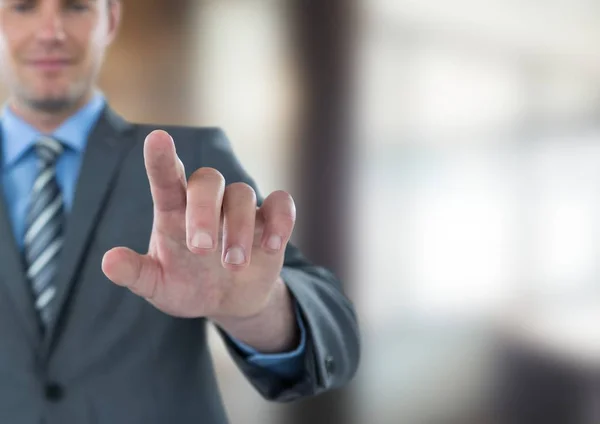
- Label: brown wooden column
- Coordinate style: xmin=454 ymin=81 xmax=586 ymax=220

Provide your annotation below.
xmin=287 ymin=0 xmax=356 ymax=278
xmin=286 ymin=1 xmax=357 ymax=423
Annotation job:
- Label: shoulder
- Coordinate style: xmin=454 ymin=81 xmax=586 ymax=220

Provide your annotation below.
xmin=134 ymin=123 xmax=230 ymax=149
xmin=127 ymin=121 xmax=247 ymax=177
xmin=120 ymin=118 xmax=237 ymax=160
xmin=109 ymin=108 xmax=247 ymax=178
xmin=105 ymin=106 xmax=234 ymax=154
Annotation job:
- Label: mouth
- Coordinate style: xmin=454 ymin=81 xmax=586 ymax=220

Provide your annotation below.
xmin=28 ymin=59 xmax=72 ymax=72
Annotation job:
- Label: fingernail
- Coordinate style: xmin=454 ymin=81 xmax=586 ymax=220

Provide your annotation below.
xmin=225 ymin=246 xmax=246 ymax=265
xmin=266 ymin=235 xmax=282 ymax=251
xmin=192 ymin=231 xmax=213 ymax=249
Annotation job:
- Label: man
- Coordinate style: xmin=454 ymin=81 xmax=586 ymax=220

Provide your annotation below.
xmin=0 ymin=0 xmax=360 ymax=423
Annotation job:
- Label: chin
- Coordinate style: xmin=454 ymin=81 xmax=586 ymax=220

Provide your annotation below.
xmin=24 ymin=88 xmax=84 ymax=113
xmin=34 ymin=97 xmax=74 ymax=112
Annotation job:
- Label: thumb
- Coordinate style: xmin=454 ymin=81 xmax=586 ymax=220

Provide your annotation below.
xmin=102 ymin=247 xmax=160 ymax=299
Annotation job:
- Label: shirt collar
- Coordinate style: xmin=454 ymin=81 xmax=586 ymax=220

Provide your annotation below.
xmin=1 ymin=90 xmax=106 ymax=168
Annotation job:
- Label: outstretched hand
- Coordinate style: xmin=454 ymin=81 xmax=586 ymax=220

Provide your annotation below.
xmin=101 ymin=130 xmax=297 ymax=325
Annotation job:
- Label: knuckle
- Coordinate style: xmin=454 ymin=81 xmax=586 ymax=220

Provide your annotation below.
xmin=225 ymin=183 xmax=257 ymax=204
xmin=275 ymin=211 xmax=296 ymax=225
xmin=189 ymin=215 xmax=217 ymax=230
xmin=266 ymin=191 xmax=296 ymax=219
xmin=269 ymin=190 xmax=295 ymax=208
xmin=190 ymin=167 xmax=225 ymax=185
xmin=226 ymin=220 xmax=255 ymax=237
xmin=187 ymin=203 xmax=219 ymax=230
xmin=269 ymin=213 xmax=295 ymax=234
xmin=190 ymin=203 xmax=217 ymax=216
xmin=227 ymin=181 xmax=254 ymax=193
xmin=271 ymin=190 xmax=293 ymax=202
xmin=129 ymin=278 xmax=149 ymax=298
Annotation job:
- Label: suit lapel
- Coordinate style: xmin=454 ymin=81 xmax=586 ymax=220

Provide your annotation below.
xmin=0 ymin=146 xmax=41 ymax=347
xmin=42 ymin=106 xmax=136 ymax=352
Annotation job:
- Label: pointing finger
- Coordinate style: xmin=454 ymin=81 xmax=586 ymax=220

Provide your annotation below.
xmin=144 ymin=130 xmax=187 ymax=215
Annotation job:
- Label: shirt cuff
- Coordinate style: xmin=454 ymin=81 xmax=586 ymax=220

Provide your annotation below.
xmin=226 ymin=302 xmax=307 ymax=380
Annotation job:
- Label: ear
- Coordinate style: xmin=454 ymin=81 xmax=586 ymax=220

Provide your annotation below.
xmin=106 ymin=0 xmax=122 ymax=45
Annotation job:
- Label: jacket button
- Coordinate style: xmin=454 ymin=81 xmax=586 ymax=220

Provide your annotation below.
xmin=44 ymin=382 xmax=64 ymax=402
xmin=324 ymin=355 xmax=335 ymax=376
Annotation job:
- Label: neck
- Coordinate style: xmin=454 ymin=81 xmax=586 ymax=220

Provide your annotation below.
xmin=8 ymin=91 xmax=93 ymax=134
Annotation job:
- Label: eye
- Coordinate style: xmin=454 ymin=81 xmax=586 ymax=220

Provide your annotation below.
xmin=65 ymin=0 xmax=89 ymax=12
xmin=11 ymin=0 xmax=35 ymax=13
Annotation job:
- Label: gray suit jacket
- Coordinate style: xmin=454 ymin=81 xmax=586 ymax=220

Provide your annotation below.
xmin=0 ymin=106 xmax=360 ymax=424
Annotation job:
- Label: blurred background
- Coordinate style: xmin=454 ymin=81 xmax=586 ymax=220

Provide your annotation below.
xmin=3 ymin=0 xmax=599 ymax=423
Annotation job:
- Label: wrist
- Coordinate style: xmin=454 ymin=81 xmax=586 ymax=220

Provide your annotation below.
xmin=211 ymin=277 xmax=300 ymax=353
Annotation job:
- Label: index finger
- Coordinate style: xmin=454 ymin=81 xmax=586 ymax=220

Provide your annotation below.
xmin=144 ymin=130 xmax=187 ymax=214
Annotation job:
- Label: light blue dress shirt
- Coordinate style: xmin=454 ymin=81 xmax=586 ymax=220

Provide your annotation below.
xmin=0 ymin=92 xmax=305 ymax=379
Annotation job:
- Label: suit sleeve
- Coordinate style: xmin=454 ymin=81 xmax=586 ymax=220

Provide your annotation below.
xmin=198 ymin=128 xmax=361 ymax=402
xmin=221 ymin=302 xmax=307 ymax=380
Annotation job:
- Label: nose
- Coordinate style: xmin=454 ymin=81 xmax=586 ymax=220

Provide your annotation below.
xmin=36 ymin=5 xmax=66 ymax=43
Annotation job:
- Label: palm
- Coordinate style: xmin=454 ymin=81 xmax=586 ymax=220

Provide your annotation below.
xmin=101 ymin=130 xmax=295 ymax=320
xmin=142 ymin=218 xmax=281 ymax=318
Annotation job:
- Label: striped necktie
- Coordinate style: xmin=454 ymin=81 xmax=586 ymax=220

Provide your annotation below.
xmin=23 ymin=136 xmax=65 ymax=329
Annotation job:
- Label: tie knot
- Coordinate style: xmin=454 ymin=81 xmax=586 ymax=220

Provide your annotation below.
xmin=36 ymin=136 xmax=64 ymax=166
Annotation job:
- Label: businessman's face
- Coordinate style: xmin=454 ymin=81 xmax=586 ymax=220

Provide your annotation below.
xmin=0 ymin=0 xmax=120 ymax=113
